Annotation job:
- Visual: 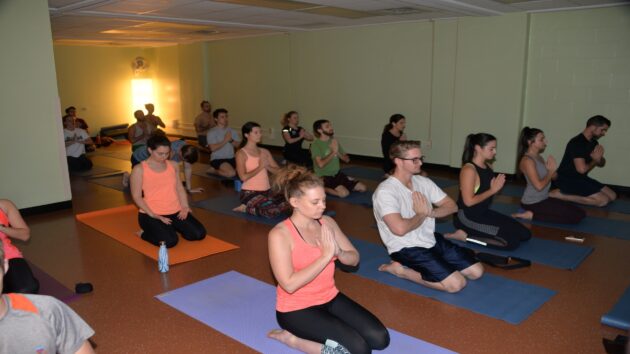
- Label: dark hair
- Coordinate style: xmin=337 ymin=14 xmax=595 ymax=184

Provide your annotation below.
xmin=240 ymin=121 xmax=261 ymax=148
xmin=213 ymin=108 xmax=228 ymax=119
xmin=134 ymin=110 xmax=144 ymax=119
xmin=145 ymin=103 xmax=154 ymax=109
xmin=383 ymin=114 xmax=405 ymax=134
xmin=62 ymin=114 xmax=72 ymax=123
xmin=281 ymin=111 xmax=298 ymax=126
xmin=517 ymin=127 xmax=543 ymax=168
xmin=313 ymin=119 xmax=329 ymax=138
xmin=181 ymin=145 xmax=199 ymax=164
xmin=200 ymin=100 xmax=210 ymax=108
xmin=461 ymin=133 xmax=496 ymax=165
xmin=147 ymin=133 xmax=171 ymax=151
xmin=586 ymin=115 xmax=611 ymax=128
xmin=389 ymin=140 xmax=421 ymax=161
xmin=272 ymin=165 xmax=323 ymax=202
xmin=65 ymin=106 xmax=76 ymax=114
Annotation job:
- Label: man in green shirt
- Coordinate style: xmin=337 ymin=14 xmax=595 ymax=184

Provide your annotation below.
xmin=311 ymin=119 xmax=366 ymax=198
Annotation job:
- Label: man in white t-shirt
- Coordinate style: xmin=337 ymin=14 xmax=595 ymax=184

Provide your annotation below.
xmin=63 ymin=115 xmax=93 ymax=172
xmin=372 ymin=140 xmax=483 ymax=293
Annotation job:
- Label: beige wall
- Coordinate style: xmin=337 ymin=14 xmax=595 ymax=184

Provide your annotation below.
xmin=0 ymin=0 xmax=70 ymax=209
xmin=51 ymin=6 xmax=630 ymax=187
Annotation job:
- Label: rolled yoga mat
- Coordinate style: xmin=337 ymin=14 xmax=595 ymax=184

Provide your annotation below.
xmin=156 ymin=270 xmax=457 ymax=354
xmin=602 ymin=284 xmax=630 ymax=331
xmin=76 ymin=204 xmax=238 ymax=264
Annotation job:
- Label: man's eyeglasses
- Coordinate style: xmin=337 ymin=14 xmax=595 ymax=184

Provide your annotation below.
xmin=399 ymin=156 xmax=424 ymax=164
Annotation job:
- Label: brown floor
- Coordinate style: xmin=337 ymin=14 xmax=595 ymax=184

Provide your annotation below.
xmin=17 ymin=144 xmax=630 ymax=354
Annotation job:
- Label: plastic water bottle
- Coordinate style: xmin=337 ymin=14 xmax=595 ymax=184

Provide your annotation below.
xmin=234 ymin=179 xmax=242 ymax=192
xmin=158 ymin=241 xmax=169 ymax=273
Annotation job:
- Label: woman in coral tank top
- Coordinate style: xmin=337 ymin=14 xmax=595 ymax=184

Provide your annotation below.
xmin=233 ymin=122 xmax=290 ymax=218
xmin=130 ymin=134 xmax=206 ymax=248
xmin=267 ymin=165 xmax=389 ymax=354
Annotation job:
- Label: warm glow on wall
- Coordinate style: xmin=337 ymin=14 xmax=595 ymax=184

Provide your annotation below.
xmin=131 ymin=79 xmax=154 ymax=116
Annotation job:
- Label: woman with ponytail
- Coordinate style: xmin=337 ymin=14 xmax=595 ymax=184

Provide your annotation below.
xmin=381 ymin=114 xmax=407 ymax=174
xmin=267 ymin=165 xmax=389 ymax=354
xmin=447 ymin=133 xmax=531 ymax=250
xmin=513 ymin=127 xmax=585 ymax=223
xmin=281 ymin=111 xmax=314 ymax=167
xmin=233 ymin=122 xmax=291 ymax=218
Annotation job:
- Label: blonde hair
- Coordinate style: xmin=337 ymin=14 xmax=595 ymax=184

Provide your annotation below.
xmin=272 ymin=165 xmax=323 ymax=201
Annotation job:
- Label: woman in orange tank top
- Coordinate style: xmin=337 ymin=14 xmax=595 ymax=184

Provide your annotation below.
xmin=0 ymin=199 xmax=39 ymax=294
xmin=233 ymin=122 xmax=290 ymax=218
xmin=267 ymin=166 xmax=389 ymax=354
xmin=130 ymin=134 xmax=206 ymax=248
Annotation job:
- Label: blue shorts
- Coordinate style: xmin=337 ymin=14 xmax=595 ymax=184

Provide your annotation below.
xmin=210 ymin=158 xmax=236 ymax=170
xmin=390 ymin=233 xmax=477 ymax=283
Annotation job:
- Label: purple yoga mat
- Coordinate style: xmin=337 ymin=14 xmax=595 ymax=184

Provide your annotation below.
xmin=156 ymin=271 xmax=457 ymax=354
xmin=28 ymin=261 xmax=79 ymax=303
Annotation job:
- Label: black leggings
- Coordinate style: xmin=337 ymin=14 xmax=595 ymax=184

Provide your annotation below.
xmin=2 ymin=258 xmax=39 ymax=294
xmin=276 ymin=292 xmax=389 ymax=354
xmin=521 ymin=197 xmax=586 ymax=224
xmin=67 ymin=155 xmax=93 ymax=172
xmin=138 ymin=212 xmax=206 ymax=248
xmin=454 ymin=209 xmax=531 ymax=250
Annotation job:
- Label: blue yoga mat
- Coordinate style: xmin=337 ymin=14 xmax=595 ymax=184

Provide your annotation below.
xmin=491 ymin=202 xmax=630 ymax=241
xmin=432 ymin=223 xmax=593 ymax=270
xmin=499 ymin=185 xmax=630 ymax=214
xmin=351 ymin=238 xmax=555 ymax=324
xmin=192 ymin=195 xmax=335 ymax=226
xmin=602 ymin=285 xmax=630 ymax=331
xmin=328 ymin=191 xmax=374 ymax=207
xmin=156 ymin=271 xmax=457 ymax=354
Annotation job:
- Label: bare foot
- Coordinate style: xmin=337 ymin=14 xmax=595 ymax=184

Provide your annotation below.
xmin=135 ymin=229 xmax=144 ymax=237
xmin=378 ymin=261 xmax=406 ymax=277
xmin=232 ymin=204 xmax=246 ymax=213
xmin=268 ymin=329 xmax=300 ymax=349
xmin=549 ymin=188 xmax=562 ymax=198
xmin=122 ymin=172 xmax=130 ymax=187
xmin=206 ymin=166 xmax=217 ymax=175
xmin=512 ymin=210 xmax=533 ymax=220
xmin=444 ymin=229 xmax=467 ymax=242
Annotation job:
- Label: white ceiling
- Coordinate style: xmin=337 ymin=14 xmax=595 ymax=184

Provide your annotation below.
xmin=49 ymin=0 xmax=630 ymax=47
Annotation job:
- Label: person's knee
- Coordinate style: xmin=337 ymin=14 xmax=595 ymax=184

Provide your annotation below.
xmin=340 ymin=337 xmax=370 ymax=354
xmin=442 ymin=273 xmax=467 ymax=293
xmin=335 ymin=186 xmax=350 ymax=198
xmin=353 ymin=182 xmax=366 ymax=192
xmin=366 ymin=326 xmax=390 ymax=350
xmin=465 ymin=263 xmax=484 ymax=280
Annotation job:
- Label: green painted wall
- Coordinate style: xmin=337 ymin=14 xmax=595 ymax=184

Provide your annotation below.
xmin=0 ymin=0 xmax=70 ymax=209
xmin=524 ymin=6 xmax=630 ymax=186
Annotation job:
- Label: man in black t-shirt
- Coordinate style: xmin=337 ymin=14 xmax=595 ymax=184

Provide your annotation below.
xmin=550 ymin=115 xmax=617 ymax=207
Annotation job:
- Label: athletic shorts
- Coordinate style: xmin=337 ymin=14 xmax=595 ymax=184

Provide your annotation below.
xmin=210 ymin=158 xmax=236 ymax=170
xmin=322 ymin=172 xmax=358 ymax=191
xmin=390 ymin=233 xmax=477 ymax=283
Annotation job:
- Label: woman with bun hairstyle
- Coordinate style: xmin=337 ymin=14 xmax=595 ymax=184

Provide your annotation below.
xmin=281 ymin=111 xmax=313 ymax=167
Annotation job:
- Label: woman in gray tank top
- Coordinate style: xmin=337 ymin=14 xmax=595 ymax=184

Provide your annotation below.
xmin=513 ymin=127 xmax=585 ymax=224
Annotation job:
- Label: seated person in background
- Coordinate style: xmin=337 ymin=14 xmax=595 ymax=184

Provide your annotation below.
xmin=281 ymin=111 xmax=313 ymax=167
xmin=128 ymin=110 xmax=154 ymax=154
xmin=206 ymin=108 xmax=240 ymax=178
xmin=311 ymin=119 xmax=366 ymax=198
xmin=448 ymin=133 xmax=531 ymax=250
xmin=268 ymin=165 xmax=390 ymax=354
xmin=233 ymin=122 xmax=290 ymax=218
xmin=381 ymin=114 xmax=407 ymax=175
xmin=194 ymin=100 xmax=214 ymax=149
xmin=130 ymin=134 xmax=206 ymax=248
xmin=65 ymin=106 xmax=89 ymax=132
xmin=0 ymin=199 xmax=39 ymax=294
xmin=512 ymin=127 xmax=585 ymax=224
xmin=126 ymin=131 xmax=204 ymax=193
xmin=144 ymin=103 xmax=166 ymax=130
xmin=373 ymin=140 xmax=483 ymax=293
xmin=0 ymin=240 xmax=96 ymax=354
xmin=551 ymin=115 xmax=617 ymax=207
xmin=63 ymin=115 xmax=93 ymax=172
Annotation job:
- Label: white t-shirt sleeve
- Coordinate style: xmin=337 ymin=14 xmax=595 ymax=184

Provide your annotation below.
xmin=374 ymin=186 xmax=401 ymax=219
xmin=78 ymin=129 xmax=89 ymax=140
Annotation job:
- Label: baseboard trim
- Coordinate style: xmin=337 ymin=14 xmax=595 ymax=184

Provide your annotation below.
xmin=20 ymin=200 xmax=73 ymax=217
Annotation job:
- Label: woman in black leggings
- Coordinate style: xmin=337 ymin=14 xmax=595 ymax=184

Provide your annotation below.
xmin=0 ymin=199 xmax=39 ymax=294
xmin=268 ymin=166 xmax=389 ymax=354
xmin=447 ymin=133 xmax=531 ymax=250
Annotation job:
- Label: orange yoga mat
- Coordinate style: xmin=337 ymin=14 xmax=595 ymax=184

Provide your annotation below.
xmin=76 ymin=204 xmax=238 ymax=265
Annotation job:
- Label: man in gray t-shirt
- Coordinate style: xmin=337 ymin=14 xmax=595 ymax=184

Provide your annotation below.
xmin=206 ymin=108 xmax=240 ymax=178
xmin=0 ymin=240 xmax=95 ymax=354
